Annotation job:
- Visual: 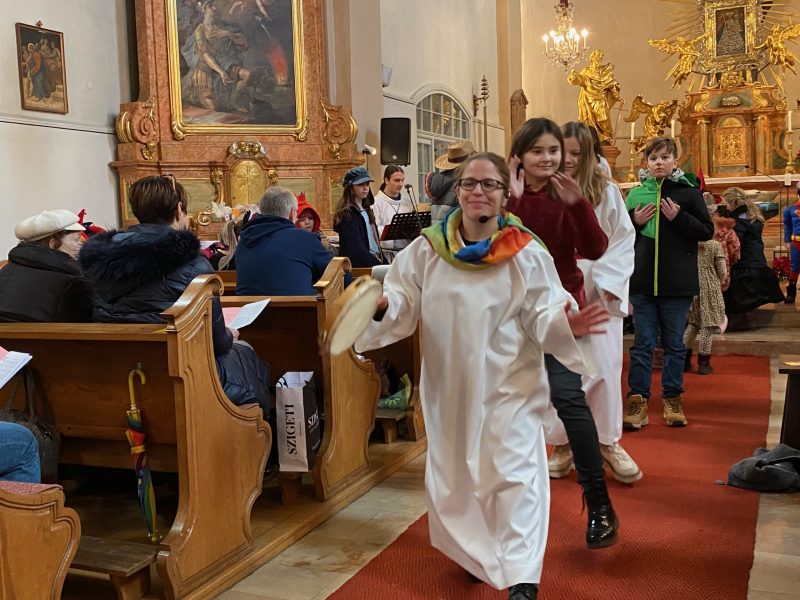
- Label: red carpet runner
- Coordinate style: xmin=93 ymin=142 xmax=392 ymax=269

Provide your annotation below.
xmin=329 ymin=355 xmax=771 ymax=600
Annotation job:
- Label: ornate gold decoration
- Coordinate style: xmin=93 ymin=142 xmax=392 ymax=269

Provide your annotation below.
xmin=721 ymin=95 xmax=743 ymax=107
xmin=268 ymin=169 xmax=279 ymax=185
xmin=171 ymin=119 xmax=186 ymax=141
xmin=115 ymin=98 xmax=159 ymax=159
xmin=164 ymin=0 xmax=307 ymax=138
xmin=719 ymin=70 xmax=746 ymax=90
xmin=567 ymin=49 xmax=623 ymax=144
xmin=321 ymin=99 xmax=358 ymax=160
xmin=231 ymin=160 xmax=266 ymax=206
xmin=211 ymin=167 xmax=225 ymax=205
xmin=142 ymin=141 xmax=158 ymax=161
xmin=649 ymin=34 xmax=708 ymax=88
xmin=229 ymin=141 xmax=266 ymax=159
xmin=753 ymin=22 xmax=800 ymax=76
xmin=624 ymin=96 xmax=679 ymax=148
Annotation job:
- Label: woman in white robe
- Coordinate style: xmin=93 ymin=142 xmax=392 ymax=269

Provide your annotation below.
xmin=545 ymin=122 xmax=640 ymax=483
xmin=355 ymin=152 xmax=608 ymax=600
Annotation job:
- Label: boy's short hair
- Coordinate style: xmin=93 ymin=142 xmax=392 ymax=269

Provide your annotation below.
xmin=129 ymin=175 xmax=189 ymax=225
xmin=644 ymin=137 xmax=677 ymax=158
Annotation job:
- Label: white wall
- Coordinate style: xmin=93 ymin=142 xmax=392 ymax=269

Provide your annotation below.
xmin=379 ymin=0 xmax=503 ymax=194
xmin=0 ymin=0 xmax=130 ymax=254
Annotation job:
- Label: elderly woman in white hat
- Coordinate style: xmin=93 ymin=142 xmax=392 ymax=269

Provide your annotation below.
xmin=0 ymin=209 xmax=93 ymax=322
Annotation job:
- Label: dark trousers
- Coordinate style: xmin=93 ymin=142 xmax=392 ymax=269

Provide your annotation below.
xmin=545 ymin=354 xmax=605 ymax=487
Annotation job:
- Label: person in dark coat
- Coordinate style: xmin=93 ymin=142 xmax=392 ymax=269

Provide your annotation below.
xmin=237 ymin=186 xmax=334 ymax=295
xmin=79 ymin=175 xmax=270 ymax=412
xmin=333 ymin=167 xmax=384 ymax=267
xmin=721 ymin=187 xmax=784 ymax=321
xmin=0 ymin=209 xmax=93 ymax=323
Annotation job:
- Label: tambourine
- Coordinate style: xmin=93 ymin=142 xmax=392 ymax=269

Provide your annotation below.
xmin=321 ymin=275 xmax=383 ymax=356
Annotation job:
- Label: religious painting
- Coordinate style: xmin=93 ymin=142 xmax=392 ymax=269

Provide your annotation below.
xmin=166 ymin=0 xmax=306 ymax=139
xmin=715 ymin=7 xmax=747 ymax=57
xmin=15 ymin=23 xmax=68 ymax=114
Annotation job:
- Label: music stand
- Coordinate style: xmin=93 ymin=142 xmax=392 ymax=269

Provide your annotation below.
xmin=379 ymin=211 xmax=431 ymax=242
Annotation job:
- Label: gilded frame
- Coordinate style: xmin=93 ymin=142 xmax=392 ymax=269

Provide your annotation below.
xmin=165 ymin=0 xmax=306 ymax=140
xmin=703 ymin=0 xmax=761 ymax=72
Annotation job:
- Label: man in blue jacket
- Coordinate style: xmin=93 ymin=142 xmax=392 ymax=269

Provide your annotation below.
xmin=237 ymin=186 xmax=334 ymax=295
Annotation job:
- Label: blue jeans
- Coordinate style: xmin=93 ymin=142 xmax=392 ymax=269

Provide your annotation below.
xmin=628 ymin=294 xmax=693 ymax=399
xmin=0 ymin=422 xmax=41 ymax=483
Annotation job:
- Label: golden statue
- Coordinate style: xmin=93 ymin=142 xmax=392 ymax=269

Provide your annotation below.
xmin=649 ymin=33 xmax=707 ymax=88
xmin=567 ymin=49 xmax=623 ymax=144
xmin=624 ymin=95 xmax=678 ymax=146
xmin=754 ymin=22 xmax=800 ymax=75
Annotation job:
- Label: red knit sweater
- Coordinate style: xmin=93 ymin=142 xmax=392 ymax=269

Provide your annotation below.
xmin=507 ymin=187 xmax=608 ymax=306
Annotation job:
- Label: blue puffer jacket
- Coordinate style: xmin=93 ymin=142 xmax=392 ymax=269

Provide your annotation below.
xmin=79 ymin=224 xmax=270 ymax=410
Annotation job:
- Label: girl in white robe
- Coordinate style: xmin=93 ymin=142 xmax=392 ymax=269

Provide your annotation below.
xmin=545 ymin=122 xmax=640 ymax=483
xmin=374 ymin=164 xmax=416 ymax=255
xmin=355 ymin=152 xmax=608 ymax=600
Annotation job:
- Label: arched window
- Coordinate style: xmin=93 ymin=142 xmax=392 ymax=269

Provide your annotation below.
xmin=416 ymin=92 xmax=471 ymax=197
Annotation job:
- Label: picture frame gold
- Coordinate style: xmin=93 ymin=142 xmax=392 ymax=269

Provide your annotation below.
xmin=703 ymin=0 xmax=761 ymax=73
xmin=15 ymin=22 xmax=68 ymax=114
xmin=165 ymin=0 xmax=306 ymax=140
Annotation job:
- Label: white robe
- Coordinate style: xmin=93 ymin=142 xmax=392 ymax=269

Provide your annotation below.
xmin=355 ymin=235 xmax=590 ymax=589
xmin=544 ymin=182 xmax=635 ymax=446
xmin=373 ymin=190 xmax=415 ymax=251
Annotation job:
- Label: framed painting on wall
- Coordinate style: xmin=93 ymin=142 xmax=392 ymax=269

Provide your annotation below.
xmin=15 ymin=22 xmax=68 ymax=114
xmin=166 ymin=0 xmax=306 ymax=139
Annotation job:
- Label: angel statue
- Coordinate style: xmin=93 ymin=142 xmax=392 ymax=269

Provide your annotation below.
xmin=624 ymin=96 xmax=679 ymax=149
xmin=649 ymin=33 xmax=707 ymax=88
xmin=567 ymin=49 xmax=623 ymax=144
xmin=754 ymin=22 xmax=800 ymax=75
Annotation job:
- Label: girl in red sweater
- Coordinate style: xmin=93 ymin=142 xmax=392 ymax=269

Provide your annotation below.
xmin=507 ymin=118 xmax=618 ymax=549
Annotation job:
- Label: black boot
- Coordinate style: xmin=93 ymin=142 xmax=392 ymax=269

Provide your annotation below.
xmin=509 ymin=583 xmax=538 ymax=599
xmin=786 ymin=281 xmax=797 ymax=304
xmin=684 ymin=348 xmax=693 ymax=372
xmin=582 ymin=478 xmax=620 ymax=549
xmin=697 ymin=353 xmax=713 ymax=375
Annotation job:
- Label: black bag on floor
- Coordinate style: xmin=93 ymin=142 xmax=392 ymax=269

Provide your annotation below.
xmin=0 ymin=367 xmax=61 ymax=482
xmin=726 ymin=443 xmax=800 ymax=492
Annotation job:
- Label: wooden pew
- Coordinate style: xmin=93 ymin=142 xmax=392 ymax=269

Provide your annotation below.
xmin=221 ymin=258 xmax=383 ymax=501
xmin=0 ymin=481 xmax=80 ymax=600
xmin=351 ymin=267 xmax=425 ymax=442
xmin=0 ymin=275 xmax=271 ymax=600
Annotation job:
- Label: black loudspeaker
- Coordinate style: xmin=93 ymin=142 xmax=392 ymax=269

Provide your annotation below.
xmin=380 ymin=117 xmax=411 ymax=165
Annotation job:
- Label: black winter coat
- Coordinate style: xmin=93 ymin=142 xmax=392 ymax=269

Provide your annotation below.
xmin=0 ymin=244 xmax=93 ymax=323
xmin=79 ymin=224 xmax=270 ymax=409
xmin=730 ymin=205 xmax=769 ymax=268
xmin=628 ymin=179 xmax=714 ymax=297
xmin=334 ymin=206 xmax=383 ymax=268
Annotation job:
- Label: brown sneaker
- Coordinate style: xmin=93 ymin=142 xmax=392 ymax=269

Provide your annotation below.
xmin=547 ymin=444 xmax=574 ymax=478
xmin=623 ymin=394 xmax=649 ymax=430
xmin=600 ymin=442 xmax=643 ymax=484
xmin=663 ymin=395 xmax=688 ymax=427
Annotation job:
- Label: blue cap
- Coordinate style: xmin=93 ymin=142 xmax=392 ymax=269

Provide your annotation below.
xmin=342 ymin=167 xmax=373 ymax=187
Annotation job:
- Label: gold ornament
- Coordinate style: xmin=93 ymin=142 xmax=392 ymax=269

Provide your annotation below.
xmin=754 ymin=21 xmax=800 ymax=76
xmin=624 ymin=96 xmax=679 ymax=148
xmin=649 ymin=33 xmax=708 ymax=88
xmin=567 ymin=49 xmax=623 ymax=144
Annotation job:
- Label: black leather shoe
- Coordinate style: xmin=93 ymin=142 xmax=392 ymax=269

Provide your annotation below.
xmin=583 ymin=477 xmax=620 ymax=549
xmin=508 ymin=583 xmax=538 ymax=599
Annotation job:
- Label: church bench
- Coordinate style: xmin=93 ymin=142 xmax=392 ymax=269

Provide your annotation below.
xmin=0 ymin=481 xmax=80 ymax=600
xmin=71 ymin=535 xmax=157 ymax=600
xmin=220 ymin=258 xmax=382 ymax=501
xmin=0 ymin=274 xmax=271 ymax=600
xmin=778 ymin=355 xmax=800 ymax=448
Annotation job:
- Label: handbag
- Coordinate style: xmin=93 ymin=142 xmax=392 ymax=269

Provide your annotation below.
xmin=0 ymin=367 xmax=61 ymax=482
xmin=275 ymin=372 xmax=321 ymax=472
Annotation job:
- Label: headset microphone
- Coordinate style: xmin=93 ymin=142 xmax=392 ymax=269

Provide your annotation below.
xmin=478 ymin=215 xmax=490 ymax=224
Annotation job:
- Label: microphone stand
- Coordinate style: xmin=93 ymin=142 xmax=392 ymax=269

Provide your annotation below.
xmin=746 ymin=165 xmax=791 ymax=217
xmin=405 ymin=184 xmax=422 ymax=237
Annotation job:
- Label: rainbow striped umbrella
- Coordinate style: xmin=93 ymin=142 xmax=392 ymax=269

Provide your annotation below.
xmin=125 ymin=365 xmax=160 ymax=543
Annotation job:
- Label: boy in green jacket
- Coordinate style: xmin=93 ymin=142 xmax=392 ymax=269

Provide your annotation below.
xmin=624 ymin=138 xmax=713 ymax=429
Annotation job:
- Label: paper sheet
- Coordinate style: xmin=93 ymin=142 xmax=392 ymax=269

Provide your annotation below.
xmin=223 ymin=299 xmax=270 ymax=329
xmin=0 ymin=346 xmax=32 ymax=390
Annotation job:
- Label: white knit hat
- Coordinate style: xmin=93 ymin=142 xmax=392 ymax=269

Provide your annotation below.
xmin=14 ymin=210 xmax=85 ymax=242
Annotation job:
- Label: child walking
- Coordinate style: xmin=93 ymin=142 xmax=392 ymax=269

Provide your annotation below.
xmin=683 ymin=239 xmax=727 ymax=374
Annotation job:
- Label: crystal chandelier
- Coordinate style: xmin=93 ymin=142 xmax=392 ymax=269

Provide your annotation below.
xmin=542 ymin=0 xmax=589 ymax=71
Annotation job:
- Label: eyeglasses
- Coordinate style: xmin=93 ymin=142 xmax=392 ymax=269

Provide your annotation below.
xmin=457 ymin=178 xmax=506 ymax=192
xmin=163 ymin=173 xmax=177 ymax=192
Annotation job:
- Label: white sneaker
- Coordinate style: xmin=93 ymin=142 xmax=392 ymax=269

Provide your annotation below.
xmin=548 ymin=444 xmax=574 ymax=478
xmin=600 ymin=442 xmax=643 ymax=483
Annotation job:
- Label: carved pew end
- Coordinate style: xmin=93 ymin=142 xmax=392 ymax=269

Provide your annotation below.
xmin=70 ymin=536 xmax=157 ymax=600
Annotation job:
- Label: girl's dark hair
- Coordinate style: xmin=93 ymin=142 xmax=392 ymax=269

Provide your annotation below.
xmin=509 ymin=117 xmax=565 ymax=196
xmin=587 ymin=125 xmax=604 ymax=158
xmin=333 ymin=185 xmax=377 ymax=227
xmin=454 ymin=152 xmax=511 ymax=197
xmin=129 ymin=175 xmax=189 ymax=225
xmin=380 ymin=164 xmax=404 ymax=192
